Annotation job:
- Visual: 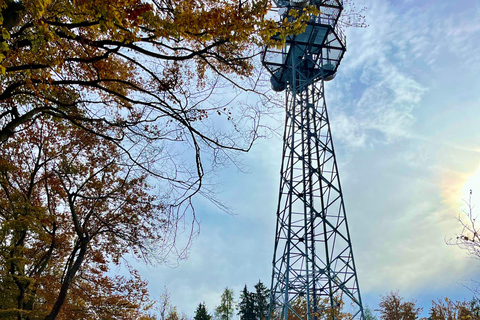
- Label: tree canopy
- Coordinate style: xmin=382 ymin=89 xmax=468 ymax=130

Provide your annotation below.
xmin=195 ymin=303 xmax=213 ymax=320
xmin=377 ymin=291 xmax=422 ymax=320
xmin=0 ymin=0 xmax=314 ymax=226
xmin=0 ymin=118 xmax=161 ymax=319
xmin=0 ymin=0 xmax=309 ymax=141
xmin=215 ymin=288 xmax=235 ymax=320
xmin=253 ymin=280 xmax=269 ymax=320
xmin=0 ymin=0 xmax=326 ymax=318
xmin=238 ymin=281 xmax=269 ymax=320
xmin=238 ymin=285 xmax=256 ymax=320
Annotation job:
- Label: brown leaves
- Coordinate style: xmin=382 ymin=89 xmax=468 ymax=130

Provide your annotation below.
xmin=378 ymin=291 xmax=422 ymax=320
xmin=0 ymin=118 xmax=164 ymax=318
xmin=0 ymin=0 xmax=287 ymax=129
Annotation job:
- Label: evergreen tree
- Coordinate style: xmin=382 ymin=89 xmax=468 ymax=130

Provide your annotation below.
xmin=254 ymin=281 xmax=270 ymax=320
xmin=238 ymin=285 xmax=256 ymax=320
xmin=195 ymin=303 xmax=212 ymax=320
xmin=364 ymin=306 xmax=378 ymax=320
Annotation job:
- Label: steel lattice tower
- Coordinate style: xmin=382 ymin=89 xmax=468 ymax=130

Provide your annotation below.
xmin=262 ymin=1 xmax=364 ymax=320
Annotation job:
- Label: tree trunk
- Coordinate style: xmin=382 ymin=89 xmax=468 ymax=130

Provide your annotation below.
xmin=44 ymin=236 xmax=89 ymax=320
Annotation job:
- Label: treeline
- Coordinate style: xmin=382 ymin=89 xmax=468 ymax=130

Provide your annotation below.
xmin=157 ymin=281 xmax=269 ymax=320
xmin=159 ymin=286 xmax=480 ymax=320
xmin=373 ymin=291 xmax=480 ymax=320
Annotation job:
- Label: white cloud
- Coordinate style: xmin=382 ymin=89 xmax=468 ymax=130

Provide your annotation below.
xmin=331 ymin=113 xmax=367 ymax=148
xmin=328 ymin=0 xmax=429 ymax=148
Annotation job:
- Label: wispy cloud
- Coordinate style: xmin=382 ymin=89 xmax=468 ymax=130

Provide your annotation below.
xmin=329 ymin=0 xmax=429 ymax=148
xmin=328 ymin=0 xmax=480 ymax=297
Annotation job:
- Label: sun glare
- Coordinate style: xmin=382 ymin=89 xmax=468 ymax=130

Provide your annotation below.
xmin=461 ymin=162 xmax=480 ymax=210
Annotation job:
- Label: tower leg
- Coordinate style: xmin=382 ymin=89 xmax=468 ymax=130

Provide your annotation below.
xmin=268 ymin=78 xmax=364 ymax=320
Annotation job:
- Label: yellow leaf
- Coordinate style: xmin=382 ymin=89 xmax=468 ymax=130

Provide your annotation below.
xmin=0 ymin=41 xmax=8 ymax=51
xmin=1 ymin=27 xmax=9 ymax=39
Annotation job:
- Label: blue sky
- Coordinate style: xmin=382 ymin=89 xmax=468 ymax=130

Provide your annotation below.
xmin=135 ymin=0 xmax=480 ymax=317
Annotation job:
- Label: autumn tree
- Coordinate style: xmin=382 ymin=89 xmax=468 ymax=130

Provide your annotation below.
xmin=319 ymin=296 xmax=353 ymax=320
xmin=0 ymin=0 xmax=320 ymax=317
xmin=0 ymin=118 xmax=169 ymax=319
xmin=0 ymin=0 xmax=292 ymax=139
xmin=282 ymin=295 xmax=351 ymax=320
xmin=429 ymin=298 xmax=459 ymax=320
xmin=286 ymin=297 xmax=308 ymax=320
xmin=165 ymin=307 xmax=189 ymax=320
xmin=429 ymin=298 xmax=480 ymax=320
xmin=377 ymin=291 xmax=422 ymax=320
xmin=467 ymin=299 xmax=480 ymax=320
xmin=0 ymin=0 xmax=315 ymax=190
xmin=0 ymin=0 xmax=319 ymax=274
xmin=157 ymin=287 xmax=176 ymax=320
xmin=215 ymin=288 xmax=235 ymax=320
xmin=0 ymin=0 xmax=278 ymax=216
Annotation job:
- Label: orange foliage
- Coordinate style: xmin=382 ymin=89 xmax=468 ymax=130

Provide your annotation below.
xmin=378 ymin=291 xmax=422 ymax=320
xmin=0 ymin=118 xmax=162 ymax=319
xmin=0 ymin=0 xmax=316 ymax=142
xmin=430 ymin=298 xmax=480 ymax=320
xmin=282 ymin=296 xmax=351 ymax=320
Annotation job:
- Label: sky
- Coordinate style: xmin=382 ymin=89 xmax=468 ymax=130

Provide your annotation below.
xmin=133 ymin=0 xmax=480 ymax=317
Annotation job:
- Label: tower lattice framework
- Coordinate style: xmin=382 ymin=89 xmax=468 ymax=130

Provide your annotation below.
xmin=262 ymin=1 xmax=364 ymax=320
